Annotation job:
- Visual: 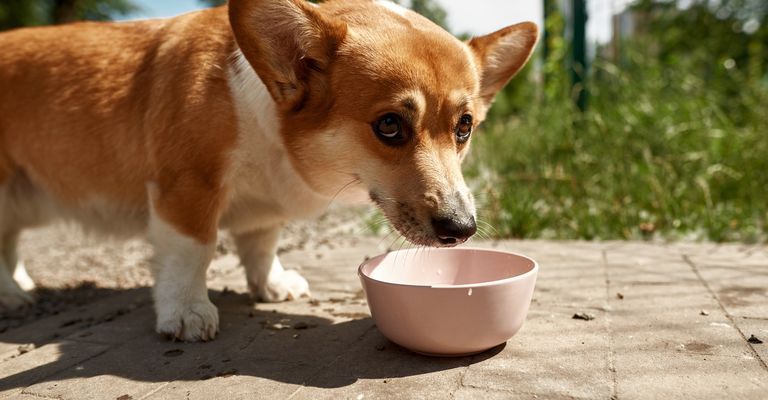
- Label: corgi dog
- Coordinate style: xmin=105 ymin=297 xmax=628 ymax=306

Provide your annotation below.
xmin=0 ymin=0 xmax=537 ymax=341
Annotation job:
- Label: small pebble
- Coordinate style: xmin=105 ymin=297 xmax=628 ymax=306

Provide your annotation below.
xmin=572 ymin=312 xmax=595 ymax=321
xmin=616 ymin=292 xmax=624 ymax=300
xmin=748 ymin=335 xmax=763 ymax=344
xmin=264 ymin=321 xmax=291 ymax=330
xmin=293 ymin=321 xmax=309 ymax=330
xmin=699 ymin=310 xmax=709 ymax=316
xmin=375 ymin=344 xmax=385 ymax=351
xmin=292 ymin=333 xmax=300 ymax=339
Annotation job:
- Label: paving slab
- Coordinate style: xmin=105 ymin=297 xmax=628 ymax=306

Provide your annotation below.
xmin=1 ymin=229 xmax=767 ymax=399
xmin=0 ymin=340 xmax=111 ymax=398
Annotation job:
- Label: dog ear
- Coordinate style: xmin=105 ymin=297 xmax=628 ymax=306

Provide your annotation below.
xmin=468 ymin=22 xmax=538 ymax=108
xmin=229 ymin=0 xmax=347 ymax=110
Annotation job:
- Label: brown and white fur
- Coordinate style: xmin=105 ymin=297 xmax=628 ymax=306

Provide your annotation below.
xmin=0 ymin=0 xmax=537 ymax=341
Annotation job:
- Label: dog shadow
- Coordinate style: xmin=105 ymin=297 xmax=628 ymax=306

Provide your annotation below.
xmin=0 ymin=286 xmax=502 ymax=392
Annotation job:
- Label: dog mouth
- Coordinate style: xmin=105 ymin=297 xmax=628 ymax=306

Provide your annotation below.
xmin=369 ymin=192 xmax=471 ymax=248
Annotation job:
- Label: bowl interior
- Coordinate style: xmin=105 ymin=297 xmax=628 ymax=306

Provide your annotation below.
xmin=360 ymin=248 xmax=536 ymax=287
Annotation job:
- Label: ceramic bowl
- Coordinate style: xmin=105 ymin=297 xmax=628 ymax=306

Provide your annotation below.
xmin=358 ymin=247 xmax=538 ymax=356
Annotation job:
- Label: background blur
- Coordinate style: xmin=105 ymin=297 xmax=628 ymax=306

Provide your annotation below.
xmin=0 ymin=0 xmax=765 ymax=243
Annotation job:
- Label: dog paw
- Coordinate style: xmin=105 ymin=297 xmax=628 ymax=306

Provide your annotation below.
xmin=0 ymin=286 xmax=34 ymax=312
xmin=254 ymin=269 xmax=310 ymax=303
xmin=156 ymin=299 xmax=219 ymax=342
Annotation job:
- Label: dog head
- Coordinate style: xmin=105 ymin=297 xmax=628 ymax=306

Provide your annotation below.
xmin=229 ymin=0 xmax=537 ymax=246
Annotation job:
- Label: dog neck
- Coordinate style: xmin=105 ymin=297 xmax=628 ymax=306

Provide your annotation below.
xmin=221 ymin=48 xmax=333 ymax=234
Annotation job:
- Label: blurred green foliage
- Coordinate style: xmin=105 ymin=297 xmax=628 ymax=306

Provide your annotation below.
xmin=197 ymin=0 xmax=227 ymax=7
xmin=466 ymin=0 xmax=768 ymax=242
xmin=409 ymin=0 xmax=448 ymax=30
xmin=0 ymin=0 xmax=139 ymax=30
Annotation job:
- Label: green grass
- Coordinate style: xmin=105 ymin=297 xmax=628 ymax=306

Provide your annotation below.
xmin=465 ymin=52 xmax=768 ymax=242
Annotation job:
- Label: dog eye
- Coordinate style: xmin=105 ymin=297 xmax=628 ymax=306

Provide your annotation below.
xmin=456 ymin=114 xmax=473 ymax=143
xmin=373 ymin=113 xmax=407 ymax=145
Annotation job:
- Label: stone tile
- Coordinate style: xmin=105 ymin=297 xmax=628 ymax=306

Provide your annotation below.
xmin=610 ymin=309 xmax=753 ymax=358
xmin=3 ymin=239 xmax=768 ymax=399
xmin=294 ymin=374 xmax=459 ymax=400
xmin=146 ymin=374 xmax=305 ymax=400
xmin=21 ymin=335 xmax=188 ymax=400
xmin=461 ymin=307 xmax=612 ymax=399
xmin=532 ymin=261 xmax=607 ymax=309
xmin=148 ymin=314 xmax=377 ymax=399
xmin=454 ymin=387 xmax=540 ymax=400
xmin=61 ymin=305 xmax=156 ymax=346
xmin=606 ymin=246 xmax=768 ymax=400
xmin=495 ymin=241 xmax=605 ymax=264
xmin=615 ymin=352 xmax=767 ymax=400
xmin=0 ymin=288 xmax=151 ymax=360
xmin=685 ymin=244 xmax=768 ymax=266
xmin=0 ymin=340 xmax=111 ymax=398
xmin=294 ymin=328 xmax=467 ymax=400
xmin=690 ymin=262 xmax=768 ymax=319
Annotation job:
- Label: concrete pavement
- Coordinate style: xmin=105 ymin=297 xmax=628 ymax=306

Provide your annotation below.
xmin=1 ymin=233 xmax=766 ymax=399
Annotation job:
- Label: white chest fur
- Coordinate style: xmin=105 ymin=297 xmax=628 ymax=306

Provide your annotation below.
xmin=221 ymin=50 xmax=331 ymax=234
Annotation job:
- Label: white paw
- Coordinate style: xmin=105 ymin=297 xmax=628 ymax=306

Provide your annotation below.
xmin=0 ymin=286 xmax=34 ymax=312
xmin=254 ymin=269 xmax=311 ymax=303
xmin=156 ymin=299 xmax=219 ymax=342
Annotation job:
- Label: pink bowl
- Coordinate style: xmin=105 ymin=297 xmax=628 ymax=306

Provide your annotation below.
xmin=358 ymin=247 xmax=538 ymax=356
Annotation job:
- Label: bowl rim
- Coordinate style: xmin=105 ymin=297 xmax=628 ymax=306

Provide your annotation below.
xmin=358 ymin=247 xmax=539 ymax=289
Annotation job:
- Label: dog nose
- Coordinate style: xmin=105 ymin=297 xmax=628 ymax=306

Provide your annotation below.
xmin=431 ymin=216 xmax=477 ymax=245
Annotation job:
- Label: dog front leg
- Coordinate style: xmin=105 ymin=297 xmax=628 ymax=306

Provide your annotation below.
xmin=149 ymin=215 xmax=219 ymax=341
xmin=235 ymin=226 xmax=310 ymax=302
xmin=147 ymin=182 xmax=220 ymax=342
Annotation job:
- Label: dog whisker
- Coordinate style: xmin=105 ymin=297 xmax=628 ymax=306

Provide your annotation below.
xmin=322 ymin=177 xmax=361 ymax=212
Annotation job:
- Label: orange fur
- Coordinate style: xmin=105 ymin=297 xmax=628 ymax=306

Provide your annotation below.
xmin=0 ymin=7 xmax=237 ymax=243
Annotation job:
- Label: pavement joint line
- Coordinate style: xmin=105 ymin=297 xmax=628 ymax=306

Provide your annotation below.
xmin=682 ymin=254 xmax=768 ymax=373
xmin=612 ymin=350 xmax=763 ymax=359
xmin=459 ymin=383 xmax=594 ymax=400
xmin=19 ymin=389 xmax=62 ymax=399
xmin=739 ymin=316 xmax=768 ymax=321
xmin=137 ymin=380 xmax=173 ymax=400
xmin=601 ymin=249 xmax=619 ymax=400
xmin=451 ymin=358 xmax=472 ymax=399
